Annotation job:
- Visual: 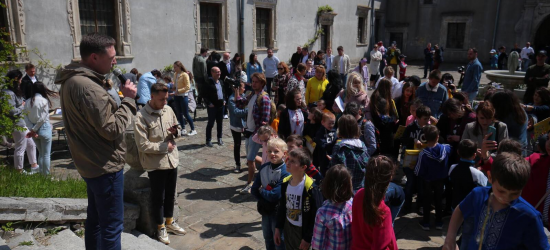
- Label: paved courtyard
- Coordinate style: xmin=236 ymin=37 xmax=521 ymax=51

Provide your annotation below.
xmin=1 ymin=63 xmax=491 ymax=250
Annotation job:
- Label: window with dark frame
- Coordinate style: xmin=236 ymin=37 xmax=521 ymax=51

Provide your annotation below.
xmin=374 ymin=17 xmax=381 ymax=42
xmin=256 ymin=8 xmax=270 ymax=48
xmin=358 ymin=17 xmax=365 ymax=44
xmin=200 ymin=3 xmax=221 ymax=50
xmin=447 ymin=22 xmax=466 ymax=49
xmin=320 ymin=25 xmax=330 ymax=51
xmin=78 ymin=0 xmax=116 ymax=39
xmin=0 ymin=5 xmax=12 ymax=60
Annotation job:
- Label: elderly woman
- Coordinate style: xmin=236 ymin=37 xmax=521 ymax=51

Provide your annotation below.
xmin=353 ymin=58 xmax=370 ymax=89
xmin=332 ymin=72 xmax=369 ymax=114
xmin=304 ymin=59 xmax=316 ymax=80
xmin=305 ymin=65 xmax=329 ymax=105
xmin=272 ymin=62 xmax=291 ymax=106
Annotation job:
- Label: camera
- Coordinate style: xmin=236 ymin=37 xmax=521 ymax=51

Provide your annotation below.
xmin=225 ymin=77 xmax=240 ymax=89
xmin=458 ymin=66 xmax=465 ymax=74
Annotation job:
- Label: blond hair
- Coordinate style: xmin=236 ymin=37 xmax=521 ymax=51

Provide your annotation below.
xmin=267 ymin=138 xmax=288 ymax=151
xmin=345 ymin=72 xmax=365 ymax=100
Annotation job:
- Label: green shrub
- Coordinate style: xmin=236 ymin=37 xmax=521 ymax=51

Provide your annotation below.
xmin=0 ymin=167 xmax=87 ymax=198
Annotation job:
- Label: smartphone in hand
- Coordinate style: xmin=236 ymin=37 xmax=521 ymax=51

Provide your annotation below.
xmin=487 ymin=125 xmax=497 ymax=141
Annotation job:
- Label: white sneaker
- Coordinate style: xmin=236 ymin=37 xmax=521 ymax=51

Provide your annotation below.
xmin=188 ymin=130 xmax=197 ymax=136
xmin=158 ymin=227 xmax=170 ymax=244
xmin=180 ymin=130 xmax=188 ymax=136
xmin=223 ymin=114 xmax=229 ymax=119
xmin=240 ymin=183 xmax=253 ymax=194
xmin=166 ymin=222 xmax=186 ymax=235
xmin=31 ymin=166 xmax=40 ymax=174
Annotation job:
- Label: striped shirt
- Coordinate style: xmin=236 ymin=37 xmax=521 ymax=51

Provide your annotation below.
xmin=311 ymin=199 xmax=353 ymax=250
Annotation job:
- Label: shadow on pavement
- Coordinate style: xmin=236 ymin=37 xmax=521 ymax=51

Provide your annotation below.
xmin=180 ymin=186 xmax=255 ymax=204
xmin=177 ymin=143 xmax=205 ymax=151
xmin=179 ymin=167 xmax=234 ymax=182
xmin=200 ymin=221 xmax=261 ymax=239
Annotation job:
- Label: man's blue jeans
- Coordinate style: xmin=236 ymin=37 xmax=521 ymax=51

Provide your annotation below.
xmin=424 ymin=60 xmax=433 ymax=77
xmin=522 ymin=58 xmax=531 ymax=72
xmin=262 ymin=213 xmax=285 ymax=250
xmin=83 ymin=170 xmax=124 ymax=250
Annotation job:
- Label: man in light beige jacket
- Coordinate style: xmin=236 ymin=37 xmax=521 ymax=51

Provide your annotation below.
xmin=134 ymin=83 xmax=185 ymax=244
xmin=332 ymin=45 xmax=351 ymax=84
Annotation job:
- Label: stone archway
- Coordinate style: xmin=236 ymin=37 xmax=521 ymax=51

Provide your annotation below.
xmin=534 ymin=14 xmax=550 ymax=51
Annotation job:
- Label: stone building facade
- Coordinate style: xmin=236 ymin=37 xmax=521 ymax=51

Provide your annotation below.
xmin=1 ymin=0 xmax=383 ymax=89
xmin=377 ymin=0 xmax=550 ymax=63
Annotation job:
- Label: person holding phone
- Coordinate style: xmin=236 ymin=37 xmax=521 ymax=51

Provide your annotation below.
xmin=461 ymin=101 xmax=509 ymax=153
xmin=134 ymin=83 xmax=185 ymax=244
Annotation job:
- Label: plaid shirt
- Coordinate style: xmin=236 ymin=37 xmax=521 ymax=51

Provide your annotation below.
xmin=311 ymin=199 xmax=353 ymax=250
xmin=236 ymin=91 xmax=271 ymax=133
xmin=330 ymin=139 xmax=370 ymax=191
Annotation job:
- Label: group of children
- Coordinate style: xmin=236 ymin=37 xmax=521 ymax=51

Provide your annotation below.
xmin=236 ymin=64 xmax=550 ymax=250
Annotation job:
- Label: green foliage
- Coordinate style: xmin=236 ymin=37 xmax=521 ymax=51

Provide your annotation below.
xmin=162 ymin=64 xmax=174 ymax=74
xmin=317 ymin=5 xmax=333 ymax=15
xmin=0 ymin=167 xmax=87 ymax=198
xmin=1 ymin=221 xmax=16 ymax=232
xmin=0 ymin=16 xmax=24 ymax=138
xmin=46 ymin=226 xmax=63 ymax=236
xmin=19 ymin=241 xmax=33 ymax=246
xmin=303 ymin=28 xmax=325 ymax=49
xmin=75 ymin=229 xmax=85 ymax=238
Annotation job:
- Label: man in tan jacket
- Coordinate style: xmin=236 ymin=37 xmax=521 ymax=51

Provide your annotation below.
xmin=134 ymin=83 xmax=185 ymax=244
xmin=332 ymin=45 xmax=351 ymax=84
xmin=55 ymin=33 xmax=137 ymax=249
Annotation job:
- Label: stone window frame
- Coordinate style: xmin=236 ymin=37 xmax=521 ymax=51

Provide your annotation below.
xmin=195 ymin=0 xmax=230 ymax=54
xmin=440 ymin=15 xmax=472 ymax=51
xmin=1 ymin=0 xmax=29 ymax=64
xmin=252 ymin=0 xmax=277 ymax=52
xmin=67 ymin=0 xmax=133 ymax=60
xmin=356 ymin=5 xmax=370 ymax=46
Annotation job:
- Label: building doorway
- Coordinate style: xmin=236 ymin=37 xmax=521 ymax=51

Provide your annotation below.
xmin=535 ymin=15 xmax=550 ymax=52
xmin=389 ymin=32 xmax=403 ymax=50
xmin=320 ymin=25 xmax=331 ymax=51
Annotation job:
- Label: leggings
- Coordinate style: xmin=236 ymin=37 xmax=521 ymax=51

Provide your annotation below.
xmin=231 ymin=130 xmax=243 ymax=166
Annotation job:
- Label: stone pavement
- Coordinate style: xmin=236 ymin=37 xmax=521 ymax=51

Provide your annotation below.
xmin=0 ymin=63 xmax=488 ymax=250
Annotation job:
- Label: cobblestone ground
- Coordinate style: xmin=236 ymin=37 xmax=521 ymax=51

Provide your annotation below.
xmin=1 ymin=63 xmax=492 ymax=250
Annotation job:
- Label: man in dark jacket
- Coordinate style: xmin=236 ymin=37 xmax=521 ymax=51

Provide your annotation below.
xmin=291 ymin=46 xmax=302 ymax=70
xmin=21 ymin=63 xmax=38 ymax=100
xmin=203 ymin=66 xmax=225 ymax=147
xmin=55 ymin=33 xmax=137 ymax=250
xmin=218 ymin=52 xmax=236 ymax=118
xmin=423 ymin=43 xmax=434 ymax=78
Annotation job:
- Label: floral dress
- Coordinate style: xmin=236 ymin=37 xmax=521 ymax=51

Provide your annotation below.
xmin=286 ymin=73 xmax=306 ymax=104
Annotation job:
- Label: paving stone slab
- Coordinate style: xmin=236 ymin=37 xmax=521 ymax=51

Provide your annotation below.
xmin=46 ymin=229 xmax=84 ymax=250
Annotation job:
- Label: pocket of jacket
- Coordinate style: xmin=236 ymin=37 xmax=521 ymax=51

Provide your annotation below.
xmin=147 ymin=122 xmax=162 ymax=141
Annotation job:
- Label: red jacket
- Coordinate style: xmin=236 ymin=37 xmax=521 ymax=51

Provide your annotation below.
xmin=351 ymin=189 xmax=398 ymax=250
xmin=522 ymin=154 xmax=550 ymax=221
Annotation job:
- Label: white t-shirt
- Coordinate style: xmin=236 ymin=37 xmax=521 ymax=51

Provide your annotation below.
xmin=246 ymin=94 xmax=258 ymax=132
xmin=374 ymin=76 xmax=403 ymax=99
xmin=520 ymin=47 xmax=535 ymax=59
xmin=30 ymin=76 xmax=37 ymax=83
xmin=286 ymin=176 xmax=305 ymax=227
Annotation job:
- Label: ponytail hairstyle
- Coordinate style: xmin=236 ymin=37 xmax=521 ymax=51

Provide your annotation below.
xmin=363 ymin=155 xmax=395 ymax=226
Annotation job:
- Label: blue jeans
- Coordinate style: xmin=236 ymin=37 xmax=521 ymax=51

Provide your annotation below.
xmin=33 ymin=122 xmax=52 ymax=175
xmin=522 ymin=58 xmax=531 ymax=72
xmin=174 ymin=96 xmax=195 ymax=131
xmin=385 ymin=182 xmax=405 ymax=224
xmin=83 ymin=170 xmax=124 ymax=250
xmin=262 ymin=213 xmax=285 ymax=250
xmin=340 ymin=74 xmax=347 ymax=86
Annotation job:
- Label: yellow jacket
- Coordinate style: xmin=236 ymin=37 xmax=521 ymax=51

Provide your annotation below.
xmin=174 ymin=71 xmax=190 ymax=95
xmin=305 ymin=77 xmax=329 ymax=104
xmin=134 ymin=103 xmax=180 ymax=171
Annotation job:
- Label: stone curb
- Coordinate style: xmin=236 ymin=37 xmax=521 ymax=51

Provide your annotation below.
xmin=0 ymin=197 xmax=86 ymax=223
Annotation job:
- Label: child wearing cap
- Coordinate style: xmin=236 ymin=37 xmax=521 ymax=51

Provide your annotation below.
xmin=399 ymin=54 xmax=407 ymax=81
xmin=490 ymin=49 xmax=498 ymax=69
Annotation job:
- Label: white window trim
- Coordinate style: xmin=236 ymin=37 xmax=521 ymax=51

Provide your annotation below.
xmin=356 ymin=5 xmax=370 ymax=46
xmin=440 ymin=15 xmax=472 ymax=51
xmin=2 ymin=0 xmax=28 ymax=63
xmin=195 ymin=0 xmax=230 ymax=53
xmin=67 ymin=0 xmax=133 ymax=59
xmin=252 ymin=0 xmax=277 ymax=52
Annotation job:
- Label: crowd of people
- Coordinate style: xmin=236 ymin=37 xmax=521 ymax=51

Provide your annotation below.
xmin=3 ymin=32 xmax=550 ymax=250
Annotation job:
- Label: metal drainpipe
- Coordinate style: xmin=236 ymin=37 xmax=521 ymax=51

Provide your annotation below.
xmin=369 ymin=0 xmax=376 ymax=52
xmin=492 ymin=0 xmax=502 ymax=49
xmin=240 ymin=0 xmax=245 ymax=58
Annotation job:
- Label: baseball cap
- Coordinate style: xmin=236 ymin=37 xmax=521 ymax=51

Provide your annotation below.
xmin=490 ymin=49 xmax=496 ymax=53
xmin=537 ymin=50 xmax=548 ymax=57
xmin=360 ymin=58 xmax=368 ymax=64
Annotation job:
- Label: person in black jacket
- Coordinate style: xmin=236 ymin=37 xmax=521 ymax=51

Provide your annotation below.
xmin=217 ymin=52 xmax=237 ymax=117
xmin=21 ymin=63 xmax=38 ymax=100
xmin=290 ymin=46 xmax=303 ymax=70
xmin=320 ymin=69 xmax=343 ymax=111
xmin=203 ymin=67 xmax=225 ymax=147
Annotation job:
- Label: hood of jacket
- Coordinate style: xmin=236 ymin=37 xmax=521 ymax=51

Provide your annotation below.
xmin=424 ymin=144 xmax=450 ymax=163
xmin=337 ymin=139 xmax=368 ymax=152
xmin=55 ymin=62 xmax=105 ymax=86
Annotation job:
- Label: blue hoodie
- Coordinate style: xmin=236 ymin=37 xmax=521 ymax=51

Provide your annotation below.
xmin=137 ymin=71 xmax=157 ymax=105
xmin=414 ymin=143 xmax=451 ymax=181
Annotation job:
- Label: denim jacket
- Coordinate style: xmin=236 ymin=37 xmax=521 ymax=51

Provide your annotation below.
xmin=228 ymin=93 xmax=248 ymax=130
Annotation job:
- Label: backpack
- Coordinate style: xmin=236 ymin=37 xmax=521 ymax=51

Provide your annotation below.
xmin=359 ymin=117 xmax=381 ymax=156
xmin=256 ymin=91 xmax=277 ymax=123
